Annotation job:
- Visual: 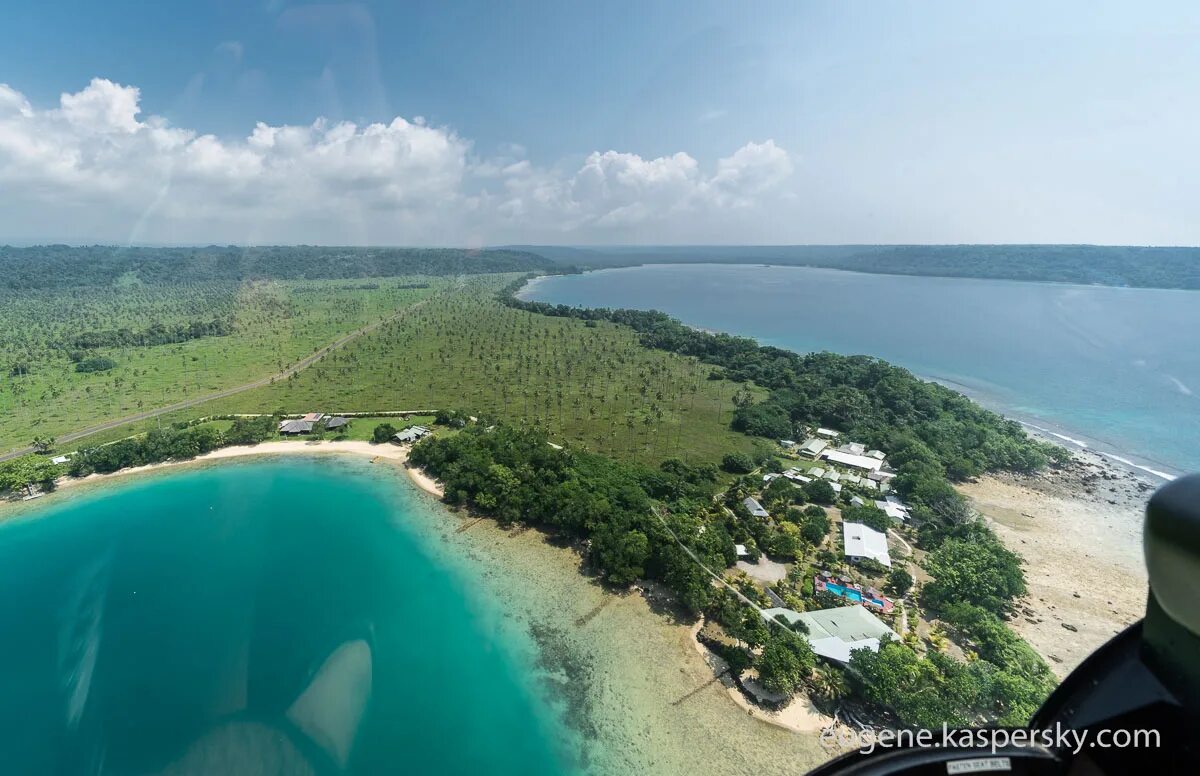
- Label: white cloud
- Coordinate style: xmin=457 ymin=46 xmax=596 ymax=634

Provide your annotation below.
xmin=0 ymin=77 xmax=794 ymax=244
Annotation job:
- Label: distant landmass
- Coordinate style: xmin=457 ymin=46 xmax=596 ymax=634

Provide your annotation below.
xmin=502 ymin=244 xmax=1200 ymax=290
xmin=0 ymin=245 xmax=554 ymax=289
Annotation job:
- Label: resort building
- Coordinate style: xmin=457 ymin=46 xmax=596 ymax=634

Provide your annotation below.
xmin=821 ymin=449 xmax=884 ymax=472
xmin=840 ymin=442 xmax=867 ymax=456
xmin=822 ymin=469 xmax=840 ymax=482
xmin=760 ymin=605 xmax=897 ymax=664
xmin=278 ymin=419 xmax=314 ymax=435
xmin=807 ymin=467 xmax=826 ymax=478
xmin=867 ymin=449 xmax=886 ymax=461
xmin=392 ymin=425 xmax=432 ymax=444
xmin=743 ymin=496 xmax=770 ymax=519
xmin=875 ymin=498 xmax=910 ymax=522
xmin=325 ymin=416 xmax=350 ymax=431
xmin=735 ymin=544 xmax=750 ymax=558
xmin=797 ymin=438 xmax=828 ymax=458
xmin=816 ymin=428 xmax=840 ymax=438
xmin=301 ymin=412 xmax=324 ymax=423
xmin=842 ymin=522 xmax=891 ymax=567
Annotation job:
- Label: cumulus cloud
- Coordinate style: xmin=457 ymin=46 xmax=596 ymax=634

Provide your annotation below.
xmin=0 ymin=77 xmax=794 ymax=244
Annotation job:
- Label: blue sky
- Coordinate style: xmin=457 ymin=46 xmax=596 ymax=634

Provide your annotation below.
xmin=2 ymin=1 xmax=1199 ymax=245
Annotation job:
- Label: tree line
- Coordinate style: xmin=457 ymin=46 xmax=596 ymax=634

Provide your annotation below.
xmin=0 ymin=246 xmax=555 ymax=290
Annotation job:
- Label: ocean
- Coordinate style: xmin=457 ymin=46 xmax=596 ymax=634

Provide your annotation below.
xmin=522 ymin=264 xmax=1200 ymax=478
xmin=0 ymin=458 xmax=576 ymax=775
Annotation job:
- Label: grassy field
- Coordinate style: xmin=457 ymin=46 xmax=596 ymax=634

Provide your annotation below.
xmin=54 ymin=277 xmax=761 ymax=467
xmin=0 ymin=277 xmax=446 ymax=452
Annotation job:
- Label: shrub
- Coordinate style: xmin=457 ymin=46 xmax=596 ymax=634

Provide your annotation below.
xmin=721 ymin=452 xmax=755 ymax=474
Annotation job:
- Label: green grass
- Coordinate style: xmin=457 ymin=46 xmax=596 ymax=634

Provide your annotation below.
xmin=56 ymin=277 xmax=761 ymax=467
xmin=0 ymin=277 xmax=447 ymax=452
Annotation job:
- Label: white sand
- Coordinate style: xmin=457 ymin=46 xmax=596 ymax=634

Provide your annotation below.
xmin=959 ymin=475 xmax=1146 ymax=676
xmin=51 ymin=440 xmax=447 ymax=500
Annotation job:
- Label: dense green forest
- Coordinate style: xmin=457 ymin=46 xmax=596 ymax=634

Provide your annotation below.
xmin=0 ymin=245 xmax=553 ymax=289
xmin=507 ymin=244 xmax=1200 ymax=290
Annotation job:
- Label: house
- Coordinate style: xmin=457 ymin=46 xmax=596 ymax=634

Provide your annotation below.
xmin=279 ymin=419 xmax=314 ymax=435
xmin=798 ymin=438 xmax=828 ymax=458
xmin=866 ymin=449 xmax=886 ymax=461
xmin=807 ymin=467 xmax=826 ymax=478
xmin=838 ymin=442 xmax=866 ymax=456
xmin=816 ymin=428 xmax=840 ymax=438
xmin=830 ymin=482 xmax=843 ymax=494
xmin=763 ymin=473 xmax=781 ymax=483
xmin=780 ymin=439 xmax=797 ymax=449
xmin=735 ymin=544 xmax=750 ymax=558
xmin=784 ymin=471 xmax=812 ymax=484
xmin=842 ymin=522 xmax=891 ymax=567
xmin=867 ymin=469 xmax=895 ymax=482
xmin=51 ymin=455 xmax=70 ymax=465
xmin=875 ymin=497 xmax=911 ymax=522
xmin=760 ymin=605 xmax=897 ymax=664
xmin=325 ymin=416 xmax=350 ymax=431
xmin=842 ymin=473 xmax=862 ymax=486
xmin=849 ymin=495 xmax=866 ymax=507
xmin=821 ymin=449 xmax=884 ymax=472
xmin=301 ymin=412 xmax=324 ymax=423
xmin=860 ymin=479 xmax=878 ymax=491
xmin=392 ymin=425 xmax=431 ymax=444
xmin=743 ymin=496 xmax=770 ymax=519
xmin=823 ymin=469 xmax=841 ymax=482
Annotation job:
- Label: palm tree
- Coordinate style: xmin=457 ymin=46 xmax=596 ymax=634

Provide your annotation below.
xmin=809 ymin=665 xmax=848 ymax=703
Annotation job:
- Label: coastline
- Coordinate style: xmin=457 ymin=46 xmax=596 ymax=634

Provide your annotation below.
xmin=7 ymin=440 xmax=446 ymax=510
xmin=960 ymin=445 xmax=1150 ymax=677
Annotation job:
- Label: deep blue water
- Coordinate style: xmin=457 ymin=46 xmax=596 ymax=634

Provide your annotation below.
xmin=0 ymin=459 xmax=574 ymax=775
xmin=524 ymin=264 xmax=1200 ymax=477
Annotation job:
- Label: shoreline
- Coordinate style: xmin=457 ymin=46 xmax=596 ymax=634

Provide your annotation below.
xmin=6 ymin=440 xmax=446 ymax=510
xmin=960 ymin=445 xmax=1150 ymax=677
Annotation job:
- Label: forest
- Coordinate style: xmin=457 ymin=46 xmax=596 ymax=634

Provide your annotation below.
xmin=0 ymin=245 xmax=553 ymax=289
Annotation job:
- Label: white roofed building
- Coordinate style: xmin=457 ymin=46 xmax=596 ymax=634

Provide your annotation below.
xmin=822 ymin=449 xmax=884 ymax=472
xmin=816 ymin=428 xmax=840 ymax=438
xmin=760 ymin=606 xmax=897 ymax=664
xmin=798 ymin=438 xmax=828 ymax=458
xmin=843 ymin=522 xmax=891 ymax=567
xmin=743 ymin=497 xmax=770 ymax=519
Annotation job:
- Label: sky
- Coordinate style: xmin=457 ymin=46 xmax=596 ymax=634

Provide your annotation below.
xmin=2 ymin=0 xmax=1199 ymax=246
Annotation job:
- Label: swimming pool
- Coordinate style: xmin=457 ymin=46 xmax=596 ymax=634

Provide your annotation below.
xmin=818 ymin=578 xmax=893 ymax=612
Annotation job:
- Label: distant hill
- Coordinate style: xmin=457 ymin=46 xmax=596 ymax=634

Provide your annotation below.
xmin=501 ymin=244 xmax=1200 ymax=290
xmin=0 ymin=245 xmax=555 ymax=289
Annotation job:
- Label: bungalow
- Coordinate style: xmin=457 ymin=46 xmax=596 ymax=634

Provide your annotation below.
xmin=743 ymin=496 xmax=770 ymax=519
xmin=797 ymin=437 xmax=828 ymax=458
xmin=51 ymin=454 xmax=71 ymax=465
xmin=849 ymin=495 xmax=866 ymax=507
xmin=784 ymin=472 xmax=813 ymax=484
xmin=325 ymin=416 xmax=350 ymax=431
xmin=762 ymin=472 xmax=781 ymax=483
xmin=301 ymin=412 xmax=324 ymax=423
xmin=822 ymin=469 xmax=840 ymax=482
xmin=875 ymin=497 xmax=911 ymax=522
xmin=760 ymin=605 xmax=897 ymax=664
xmin=867 ymin=469 xmax=895 ymax=482
xmin=860 ymin=479 xmax=878 ymax=491
xmin=780 ymin=439 xmax=798 ymax=449
xmin=279 ymin=419 xmax=314 ymax=435
xmin=735 ymin=544 xmax=750 ymax=558
xmin=830 ymin=482 xmax=843 ymax=494
xmin=842 ymin=473 xmax=862 ymax=486
xmin=815 ymin=428 xmax=840 ymax=439
xmin=821 ymin=449 xmax=884 ymax=472
xmin=842 ymin=522 xmax=891 ymax=567
xmin=806 ymin=467 xmax=826 ymax=478
xmin=392 ymin=425 xmax=431 ymax=444
xmin=838 ymin=442 xmax=866 ymax=456
xmin=866 ymin=449 xmax=886 ymax=461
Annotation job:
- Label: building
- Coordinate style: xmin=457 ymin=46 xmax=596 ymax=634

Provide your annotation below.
xmin=780 ymin=439 xmax=797 ymax=449
xmin=762 ymin=472 xmax=781 ymax=483
xmin=822 ymin=469 xmax=840 ymax=482
xmin=51 ymin=455 xmax=70 ymax=465
xmin=816 ymin=428 xmax=840 ymax=438
xmin=743 ymin=496 xmax=770 ymax=519
xmin=797 ymin=437 xmax=828 ymax=458
xmin=867 ymin=469 xmax=895 ymax=482
xmin=849 ymin=495 xmax=866 ymax=507
xmin=842 ymin=473 xmax=862 ymax=486
xmin=760 ymin=605 xmax=897 ymax=664
xmin=301 ymin=412 xmax=324 ymax=423
xmin=843 ymin=522 xmax=891 ymax=567
xmin=875 ymin=497 xmax=911 ymax=522
xmin=821 ymin=449 xmax=884 ymax=472
xmin=325 ymin=416 xmax=350 ymax=431
xmin=807 ymin=467 xmax=826 ymax=478
xmin=735 ymin=544 xmax=750 ymax=558
xmin=279 ymin=419 xmax=314 ymax=435
xmin=839 ymin=442 xmax=866 ymax=456
xmin=392 ymin=425 xmax=432 ymax=444
xmin=866 ymin=449 xmax=886 ymax=461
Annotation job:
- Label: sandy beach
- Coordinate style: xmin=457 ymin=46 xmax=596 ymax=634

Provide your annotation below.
xmin=45 ymin=440 xmax=446 ymax=500
xmin=960 ymin=448 xmax=1152 ymax=677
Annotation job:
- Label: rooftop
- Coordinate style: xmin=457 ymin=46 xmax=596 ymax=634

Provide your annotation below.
xmin=843 ymin=521 xmax=891 ymax=567
xmin=760 ymin=605 xmax=897 ymax=663
xmin=821 ymin=449 xmax=884 ymax=472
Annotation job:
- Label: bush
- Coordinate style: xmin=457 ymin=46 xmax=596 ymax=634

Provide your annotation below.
xmin=75 ymin=356 xmax=116 ymax=373
xmin=888 ymin=568 xmax=914 ymax=596
xmin=842 ymin=504 xmax=891 ymax=532
xmin=757 ymin=631 xmax=816 ymax=697
xmin=924 ymin=538 xmax=1026 ymax=615
xmin=721 ymin=452 xmax=755 ymax=474
xmin=373 ymin=423 xmax=398 ymax=443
